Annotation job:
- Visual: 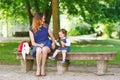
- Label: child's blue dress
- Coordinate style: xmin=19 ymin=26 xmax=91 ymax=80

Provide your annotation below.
xmin=29 ymin=25 xmax=52 ymax=57
xmin=57 ymin=38 xmax=70 ymax=52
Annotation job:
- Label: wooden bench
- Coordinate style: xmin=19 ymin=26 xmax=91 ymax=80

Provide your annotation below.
xmin=14 ymin=52 xmax=117 ymax=75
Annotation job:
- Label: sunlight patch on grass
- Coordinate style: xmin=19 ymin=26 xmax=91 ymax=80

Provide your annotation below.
xmin=0 ymin=44 xmax=5 ymax=46
xmin=80 ymin=44 xmax=114 ymax=47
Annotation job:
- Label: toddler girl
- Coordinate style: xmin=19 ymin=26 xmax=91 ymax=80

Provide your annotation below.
xmin=49 ymin=29 xmax=71 ymax=64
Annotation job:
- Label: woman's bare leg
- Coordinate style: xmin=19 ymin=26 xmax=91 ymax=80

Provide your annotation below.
xmin=36 ymin=47 xmax=42 ymax=75
xmin=41 ymin=46 xmax=50 ymax=75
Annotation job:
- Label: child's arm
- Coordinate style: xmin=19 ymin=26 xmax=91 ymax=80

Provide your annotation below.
xmin=65 ymin=39 xmax=71 ymax=46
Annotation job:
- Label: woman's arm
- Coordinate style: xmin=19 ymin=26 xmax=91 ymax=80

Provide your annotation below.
xmin=29 ymin=31 xmax=44 ymax=47
xmin=55 ymin=40 xmax=60 ymax=46
xmin=48 ymin=29 xmax=56 ymax=49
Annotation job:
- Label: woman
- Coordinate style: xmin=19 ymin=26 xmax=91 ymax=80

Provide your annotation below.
xmin=29 ymin=13 xmax=55 ymax=76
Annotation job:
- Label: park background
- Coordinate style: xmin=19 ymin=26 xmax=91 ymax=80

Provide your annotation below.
xmin=0 ymin=0 xmax=120 ymax=66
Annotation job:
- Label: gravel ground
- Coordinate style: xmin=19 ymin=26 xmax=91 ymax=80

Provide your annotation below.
xmin=0 ymin=65 xmax=120 ymax=80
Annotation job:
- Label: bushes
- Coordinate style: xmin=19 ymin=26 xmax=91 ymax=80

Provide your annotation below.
xmin=103 ymin=23 xmax=115 ymax=38
xmin=67 ymin=21 xmax=116 ymax=38
xmin=68 ymin=30 xmax=79 ymax=36
xmin=93 ymin=22 xmax=116 ymax=38
xmin=115 ymin=22 xmax=120 ymax=39
xmin=68 ymin=22 xmax=94 ymax=36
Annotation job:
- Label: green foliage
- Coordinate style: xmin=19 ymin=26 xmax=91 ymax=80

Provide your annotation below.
xmin=0 ymin=0 xmax=52 ymax=25
xmin=0 ymin=0 xmax=120 ymax=38
xmin=68 ymin=21 xmax=94 ymax=36
xmin=68 ymin=29 xmax=79 ymax=36
xmin=0 ymin=0 xmax=28 ymax=25
xmin=0 ymin=0 xmax=52 ymax=37
xmin=103 ymin=23 xmax=115 ymax=38
xmin=115 ymin=21 xmax=120 ymax=39
xmin=60 ymin=0 xmax=120 ymax=38
xmin=60 ymin=0 xmax=120 ymax=24
xmin=75 ymin=22 xmax=91 ymax=35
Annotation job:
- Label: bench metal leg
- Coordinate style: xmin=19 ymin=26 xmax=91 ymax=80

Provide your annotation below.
xmin=97 ymin=60 xmax=108 ymax=75
xmin=21 ymin=59 xmax=34 ymax=72
xmin=57 ymin=60 xmax=70 ymax=74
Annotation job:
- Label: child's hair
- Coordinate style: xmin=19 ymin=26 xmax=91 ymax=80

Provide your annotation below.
xmin=60 ymin=29 xmax=67 ymax=37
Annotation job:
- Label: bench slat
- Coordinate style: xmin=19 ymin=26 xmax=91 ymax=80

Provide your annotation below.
xmin=14 ymin=52 xmax=116 ymax=60
xmin=67 ymin=52 xmax=117 ymax=54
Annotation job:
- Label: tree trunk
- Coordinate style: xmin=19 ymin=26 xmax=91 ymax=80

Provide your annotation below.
xmin=34 ymin=0 xmax=40 ymax=12
xmin=44 ymin=0 xmax=52 ymax=24
xmin=4 ymin=16 xmax=8 ymax=37
xmin=25 ymin=0 xmax=33 ymax=26
xmin=52 ymin=0 xmax=60 ymax=39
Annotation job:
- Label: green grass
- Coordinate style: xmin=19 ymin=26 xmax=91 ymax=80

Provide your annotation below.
xmin=0 ymin=41 xmax=21 ymax=64
xmin=70 ymin=39 xmax=120 ymax=65
xmin=0 ymin=39 xmax=120 ymax=65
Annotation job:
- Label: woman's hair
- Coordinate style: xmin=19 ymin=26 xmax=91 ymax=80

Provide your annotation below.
xmin=32 ymin=13 xmax=45 ymax=33
xmin=60 ymin=29 xmax=67 ymax=37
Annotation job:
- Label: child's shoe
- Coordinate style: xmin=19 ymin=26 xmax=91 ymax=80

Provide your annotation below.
xmin=61 ymin=61 xmax=66 ymax=64
xmin=48 ymin=56 xmax=55 ymax=60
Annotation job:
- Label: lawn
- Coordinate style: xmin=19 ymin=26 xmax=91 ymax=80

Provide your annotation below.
xmin=0 ymin=39 xmax=120 ymax=65
xmin=70 ymin=39 xmax=120 ymax=65
xmin=0 ymin=41 xmax=21 ymax=64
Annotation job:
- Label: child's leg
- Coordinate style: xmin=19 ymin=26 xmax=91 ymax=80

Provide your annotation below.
xmin=61 ymin=50 xmax=67 ymax=61
xmin=52 ymin=50 xmax=61 ymax=58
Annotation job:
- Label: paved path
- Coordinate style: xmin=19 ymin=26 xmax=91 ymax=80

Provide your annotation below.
xmin=0 ymin=65 xmax=120 ymax=80
xmin=0 ymin=37 xmax=29 ymax=42
xmin=0 ymin=34 xmax=104 ymax=43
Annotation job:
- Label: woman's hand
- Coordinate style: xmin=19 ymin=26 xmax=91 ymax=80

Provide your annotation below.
xmin=52 ymin=42 xmax=55 ymax=49
xmin=55 ymin=40 xmax=60 ymax=46
xmin=39 ymin=43 xmax=44 ymax=48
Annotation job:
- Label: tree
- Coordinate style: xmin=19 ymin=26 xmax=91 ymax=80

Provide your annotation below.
xmin=52 ymin=0 xmax=60 ymax=39
xmin=25 ymin=0 xmax=33 ymax=26
xmin=25 ymin=0 xmax=52 ymax=25
xmin=0 ymin=0 xmax=53 ymax=37
xmin=0 ymin=0 xmax=27 ymax=37
xmin=60 ymin=0 xmax=120 ymax=37
xmin=60 ymin=0 xmax=120 ymax=24
xmin=1 ymin=0 xmax=120 ymax=38
xmin=24 ymin=0 xmax=60 ymax=39
xmin=24 ymin=0 xmax=59 ymax=38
